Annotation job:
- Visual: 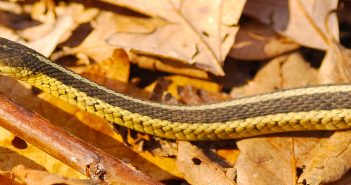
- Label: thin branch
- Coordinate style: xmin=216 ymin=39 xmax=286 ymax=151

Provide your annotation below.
xmin=0 ymin=92 xmax=163 ymax=185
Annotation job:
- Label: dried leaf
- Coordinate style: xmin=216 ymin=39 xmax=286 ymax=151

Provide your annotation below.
xmin=54 ymin=2 xmax=99 ymax=25
xmin=298 ymin=131 xmax=351 ymax=185
xmin=106 ymin=0 xmax=246 ymax=75
xmin=82 ymin=73 xmax=150 ymax=100
xmin=11 ymin=165 xmax=96 ymax=185
xmin=0 ymin=125 xmax=84 ymax=179
xmin=329 ymin=170 xmax=351 ymax=185
xmin=18 ymin=1 xmax=56 ymax=40
xmin=145 ymin=75 xmax=221 ymax=99
xmin=81 ymin=49 xmax=150 ymax=100
xmin=129 ymin=52 xmax=209 ymax=79
xmin=244 ymin=0 xmax=339 ymax=50
xmin=176 ymin=141 xmax=236 ymax=185
xmin=82 ymin=49 xmax=130 ymax=83
xmin=0 ymin=26 xmax=19 ymax=41
xmin=0 ymin=1 xmax=21 ymax=14
xmin=230 ymin=21 xmax=299 ymax=60
xmin=0 ymin=170 xmax=22 ymax=185
xmin=2 ymin=15 xmax=72 ymax=59
xmin=230 ymin=52 xmax=318 ymax=97
xmin=236 ymin=138 xmax=296 ymax=185
xmin=178 ymin=85 xmax=230 ymax=105
xmin=52 ymin=11 xmax=148 ymax=62
xmin=26 ymin=15 xmax=73 ymax=57
xmin=318 ymin=41 xmax=351 ymax=83
xmin=292 ymin=133 xmax=332 ymax=169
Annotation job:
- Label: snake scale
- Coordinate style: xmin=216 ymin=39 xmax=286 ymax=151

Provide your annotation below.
xmin=1 ymin=37 xmax=351 ymax=140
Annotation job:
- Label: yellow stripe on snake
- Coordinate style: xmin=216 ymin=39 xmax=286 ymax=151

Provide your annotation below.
xmin=1 ymin=37 xmax=351 ymax=140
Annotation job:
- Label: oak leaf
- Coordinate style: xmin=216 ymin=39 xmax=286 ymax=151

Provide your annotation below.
xmin=244 ymin=0 xmax=339 ymax=50
xmin=105 ymin=0 xmax=246 ymax=75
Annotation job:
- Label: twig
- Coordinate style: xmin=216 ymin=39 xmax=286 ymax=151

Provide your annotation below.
xmin=0 ymin=92 xmax=163 ymax=185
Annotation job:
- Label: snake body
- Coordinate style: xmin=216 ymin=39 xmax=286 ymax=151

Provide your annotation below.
xmin=1 ymin=37 xmax=351 ymax=140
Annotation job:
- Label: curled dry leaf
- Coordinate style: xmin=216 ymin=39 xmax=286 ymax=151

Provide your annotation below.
xmin=145 ymin=75 xmax=221 ymax=99
xmin=26 ymin=15 xmax=74 ymax=57
xmin=244 ymin=0 xmax=339 ymax=50
xmin=54 ymin=2 xmax=99 ymax=25
xmin=0 ymin=121 xmax=84 ymax=179
xmin=0 ymin=171 xmax=22 ymax=185
xmin=0 ymin=1 xmax=77 ymax=57
xmin=106 ymin=0 xmax=246 ymax=75
xmin=318 ymin=41 xmax=351 ymax=84
xmin=26 ymin=1 xmax=100 ymax=54
xmin=11 ymin=165 xmax=97 ymax=185
xmin=176 ymin=141 xmax=236 ymax=185
xmin=298 ymin=131 xmax=351 ymax=185
xmin=82 ymin=49 xmax=130 ymax=83
xmin=18 ymin=2 xmax=56 ymax=40
xmin=230 ymin=52 xmax=318 ymax=97
xmin=53 ymin=11 xmax=159 ymax=64
xmin=329 ymin=170 xmax=351 ymax=185
xmin=81 ymin=49 xmax=151 ymax=100
xmin=0 ymin=26 xmax=19 ymax=41
xmin=23 ymin=2 xmax=97 ymax=42
xmin=292 ymin=132 xmax=332 ymax=169
xmin=229 ymin=21 xmax=299 ymax=60
xmin=178 ymin=85 xmax=230 ymax=105
xmin=128 ymin=52 xmax=209 ymax=79
xmin=0 ymin=1 xmax=21 ymax=14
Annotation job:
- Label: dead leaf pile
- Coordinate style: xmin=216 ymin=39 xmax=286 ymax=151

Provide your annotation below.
xmin=0 ymin=0 xmax=351 ymax=184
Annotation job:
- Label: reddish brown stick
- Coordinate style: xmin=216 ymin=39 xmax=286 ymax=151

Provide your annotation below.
xmin=0 ymin=92 xmax=163 ymax=185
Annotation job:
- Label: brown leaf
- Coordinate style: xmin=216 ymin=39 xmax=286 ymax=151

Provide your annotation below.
xmin=0 ymin=123 xmax=85 ymax=179
xmin=0 ymin=170 xmax=23 ymax=185
xmin=244 ymin=0 xmax=339 ymax=50
xmin=106 ymin=0 xmax=246 ymax=75
xmin=0 ymin=26 xmax=20 ymax=41
xmin=145 ymin=75 xmax=221 ymax=99
xmin=17 ymin=2 xmax=55 ymax=40
xmin=292 ymin=133 xmax=332 ymax=169
xmin=176 ymin=141 xmax=236 ymax=185
xmin=318 ymin=42 xmax=351 ymax=83
xmin=26 ymin=15 xmax=74 ymax=57
xmin=230 ymin=21 xmax=299 ymax=60
xmin=82 ymin=49 xmax=130 ymax=83
xmin=0 ymin=2 xmax=77 ymax=57
xmin=51 ymin=12 xmax=118 ymax=64
xmin=11 ymin=165 xmax=97 ymax=185
xmin=230 ymin=52 xmax=318 ymax=97
xmin=0 ymin=1 xmax=21 ymax=14
xmin=328 ymin=170 xmax=351 ymax=185
xmin=178 ymin=85 xmax=230 ymax=105
xmin=298 ymin=131 xmax=351 ymax=185
xmin=129 ymin=52 xmax=209 ymax=79
xmin=236 ymin=138 xmax=296 ymax=185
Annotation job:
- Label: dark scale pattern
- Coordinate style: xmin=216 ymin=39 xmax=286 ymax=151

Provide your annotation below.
xmin=2 ymin=37 xmax=351 ymax=124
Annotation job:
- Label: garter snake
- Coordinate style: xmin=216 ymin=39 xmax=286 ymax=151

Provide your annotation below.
xmin=1 ymin=37 xmax=351 ymax=140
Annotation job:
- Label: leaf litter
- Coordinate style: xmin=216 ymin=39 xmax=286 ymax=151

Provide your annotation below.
xmin=0 ymin=0 xmax=350 ymax=184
